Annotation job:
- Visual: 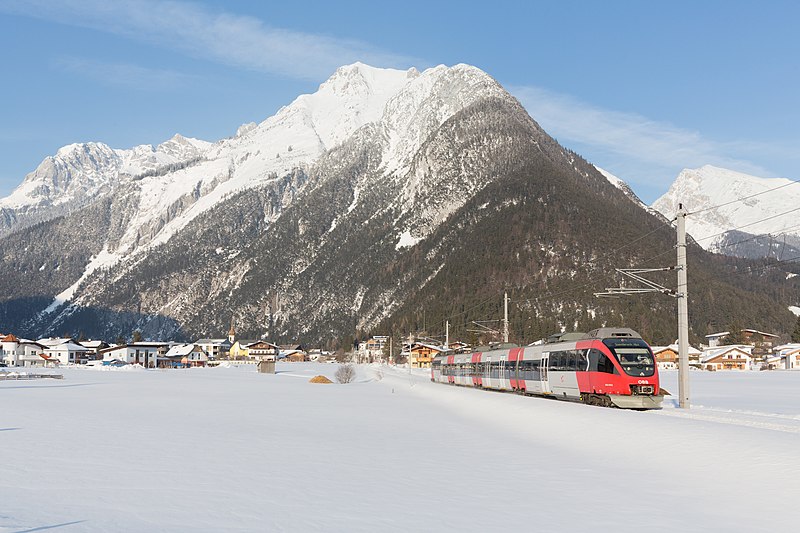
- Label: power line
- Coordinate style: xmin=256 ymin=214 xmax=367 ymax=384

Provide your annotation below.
xmin=691 ymin=205 xmax=800 ymax=243
xmin=688 ymin=178 xmax=800 ymax=216
xmin=726 ymin=254 xmax=800 ymax=277
xmin=711 ymin=223 xmax=800 ymax=250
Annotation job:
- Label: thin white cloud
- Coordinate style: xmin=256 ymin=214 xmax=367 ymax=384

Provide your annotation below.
xmin=0 ymin=0 xmax=420 ymax=80
xmin=509 ymin=84 xmax=792 ymax=200
xmin=54 ymin=56 xmax=198 ymax=91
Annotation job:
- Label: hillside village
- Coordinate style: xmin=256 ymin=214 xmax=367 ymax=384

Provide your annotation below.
xmin=2 ymin=325 xmax=800 ymax=371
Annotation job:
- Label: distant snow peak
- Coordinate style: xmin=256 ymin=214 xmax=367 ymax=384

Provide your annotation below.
xmin=652 ymin=165 xmax=800 ymax=254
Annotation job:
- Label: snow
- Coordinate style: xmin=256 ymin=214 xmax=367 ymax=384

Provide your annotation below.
xmin=2 ymin=363 xmax=799 ymax=531
xmin=789 ymin=305 xmax=800 ymax=316
xmin=652 ymin=165 xmax=800 ymax=250
xmin=41 ymin=247 xmax=120 ymax=315
xmin=2 ymin=62 xmax=507 ymax=318
xmin=395 ymin=229 xmax=421 ymax=250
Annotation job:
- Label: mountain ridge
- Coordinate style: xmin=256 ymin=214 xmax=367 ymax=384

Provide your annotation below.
xmin=652 ymin=165 xmax=800 ymax=259
xmin=1 ymin=64 xmax=799 ymax=346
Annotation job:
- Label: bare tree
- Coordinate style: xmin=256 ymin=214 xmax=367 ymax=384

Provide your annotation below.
xmin=335 ymin=364 xmax=356 ymax=384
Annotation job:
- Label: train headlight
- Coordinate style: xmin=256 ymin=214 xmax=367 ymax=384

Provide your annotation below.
xmin=632 ymin=384 xmax=655 ymax=395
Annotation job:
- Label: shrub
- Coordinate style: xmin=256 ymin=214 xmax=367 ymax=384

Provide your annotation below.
xmin=335 ymin=364 xmax=356 ymax=384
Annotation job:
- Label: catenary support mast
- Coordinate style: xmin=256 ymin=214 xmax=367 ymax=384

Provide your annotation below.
xmin=677 ymin=204 xmax=690 ymax=408
xmin=503 ymin=292 xmax=509 ymax=343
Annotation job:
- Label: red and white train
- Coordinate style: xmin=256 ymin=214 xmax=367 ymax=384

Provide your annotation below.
xmin=431 ymin=327 xmax=664 ymax=409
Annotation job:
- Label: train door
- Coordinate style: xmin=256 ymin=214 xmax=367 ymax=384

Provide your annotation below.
xmin=549 ymin=350 xmax=580 ymax=399
xmin=483 ymin=357 xmax=493 ymax=389
xmin=540 ymin=353 xmax=550 ymax=394
xmin=499 ymin=359 xmax=507 ymax=390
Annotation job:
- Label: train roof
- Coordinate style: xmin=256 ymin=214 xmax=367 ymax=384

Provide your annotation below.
xmin=586 ymin=327 xmax=642 ymax=340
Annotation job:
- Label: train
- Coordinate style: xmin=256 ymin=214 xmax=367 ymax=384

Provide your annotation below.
xmin=431 ymin=327 xmax=664 ymax=409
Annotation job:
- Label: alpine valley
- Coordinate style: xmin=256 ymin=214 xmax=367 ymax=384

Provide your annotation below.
xmin=1 ymin=63 xmax=799 ymax=346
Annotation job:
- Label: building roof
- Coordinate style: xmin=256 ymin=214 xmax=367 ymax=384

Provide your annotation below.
xmin=46 ymin=341 xmax=88 ymax=352
xmin=411 ymin=342 xmax=446 ymax=352
xmin=701 ymin=346 xmax=753 ymax=363
xmin=1 ymin=333 xmax=19 ymax=342
xmin=705 ymin=332 xmax=730 ymax=339
xmin=741 ymin=329 xmax=780 ymax=339
xmin=196 ymin=338 xmax=230 ymax=344
xmin=36 ymin=337 xmax=76 ymax=347
xmin=99 ymin=342 xmax=171 ymax=354
xmin=231 ymin=340 xmax=259 ymax=347
xmin=81 ymin=340 xmax=108 ymax=349
xmin=651 ymin=344 xmax=702 ymax=356
xmin=165 ymin=344 xmax=206 ymax=358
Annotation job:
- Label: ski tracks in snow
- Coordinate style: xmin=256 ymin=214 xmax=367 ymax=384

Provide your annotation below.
xmin=654 ymin=404 xmax=800 ymax=434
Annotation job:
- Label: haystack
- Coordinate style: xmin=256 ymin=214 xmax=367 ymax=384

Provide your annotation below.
xmin=309 ymin=375 xmax=333 ymax=384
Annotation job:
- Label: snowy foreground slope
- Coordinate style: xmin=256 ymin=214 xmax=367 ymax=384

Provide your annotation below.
xmin=2 ymin=365 xmax=799 ymax=532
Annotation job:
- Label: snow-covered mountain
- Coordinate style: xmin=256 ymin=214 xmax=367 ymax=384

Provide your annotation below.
xmin=594 ymin=166 xmax=660 ymax=215
xmin=652 ymin=165 xmax=800 ymax=258
xmin=2 ymin=65 xmax=799 ymax=344
xmin=0 ymin=135 xmax=210 ymax=235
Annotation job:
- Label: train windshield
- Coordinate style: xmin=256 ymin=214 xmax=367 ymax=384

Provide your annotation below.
xmin=603 ymin=338 xmax=655 ymax=377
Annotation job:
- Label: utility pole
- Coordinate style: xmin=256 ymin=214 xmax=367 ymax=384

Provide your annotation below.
xmin=594 ymin=206 xmax=692 ymax=409
xmin=677 ymin=204 xmax=690 ymax=409
xmin=445 ymin=320 xmax=450 ymax=350
xmin=503 ymin=292 xmax=509 ymax=344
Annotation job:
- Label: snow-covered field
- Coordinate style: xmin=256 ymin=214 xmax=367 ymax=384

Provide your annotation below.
xmin=2 ymin=364 xmax=799 ymax=532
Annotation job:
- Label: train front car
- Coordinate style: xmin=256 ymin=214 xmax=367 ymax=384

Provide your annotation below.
xmin=578 ymin=328 xmax=663 ymax=409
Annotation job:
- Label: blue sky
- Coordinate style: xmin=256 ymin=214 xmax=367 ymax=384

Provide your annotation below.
xmin=1 ymin=0 xmax=798 ymax=203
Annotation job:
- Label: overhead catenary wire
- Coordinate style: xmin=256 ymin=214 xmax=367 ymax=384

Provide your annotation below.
xmin=424 ymin=179 xmax=800 ymax=339
xmin=691 ymin=205 xmax=800 ymax=244
xmin=688 ymin=177 xmax=800 ymax=216
xmin=427 ymin=216 xmax=678 ymax=335
xmin=706 ymin=223 xmax=800 ymax=250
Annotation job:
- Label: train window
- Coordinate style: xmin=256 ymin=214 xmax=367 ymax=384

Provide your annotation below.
xmin=576 ymin=350 xmax=588 ymax=371
xmin=598 ymin=353 xmax=615 ymax=374
xmin=505 ymin=362 xmax=516 ymax=379
xmin=521 ymin=360 xmax=541 ymax=380
xmin=567 ymin=351 xmax=577 ymax=371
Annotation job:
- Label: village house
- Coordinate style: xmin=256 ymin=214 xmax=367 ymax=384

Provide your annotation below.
xmin=195 ymin=338 xmax=231 ymax=360
xmin=741 ymin=329 xmax=780 ymax=349
xmin=447 ymin=341 xmax=471 ymax=354
xmin=306 ymin=348 xmax=331 ymax=361
xmin=160 ymin=344 xmax=208 ymax=368
xmin=771 ymin=344 xmax=800 ymax=370
xmin=408 ymin=342 xmax=447 ymax=368
xmin=282 ymin=349 xmax=307 ymax=362
xmin=100 ymin=342 xmax=171 ymax=367
xmin=700 ymin=345 xmax=754 ymax=371
xmin=704 ymin=332 xmax=730 ymax=348
xmin=650 ymin=343 xmax=702 ymax=370
xmin=705 ymin=329 xmax=780 ymax=352
xmin=2 ymin=334 xmax=48 ymax=367
xmin=248 ymin=341 xmax=279 ymax=361
xmin=80 ymin=340 xmax=110 ymax=360
xmin=41 ymin=339 xmax=90 ymax=365
xmin=34 ymin=337 xmax=90 ymax=365
xmin=228 ymin=340 xmax=260 ymax=359
xmin=356 ymin=336 xmax=388 ymax=363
